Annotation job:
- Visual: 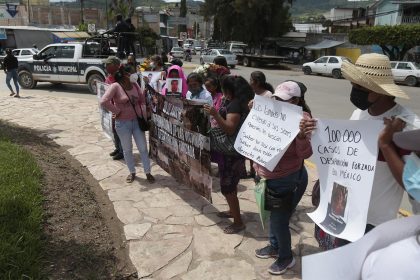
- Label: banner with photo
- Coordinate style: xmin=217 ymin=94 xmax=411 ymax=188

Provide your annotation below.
xmin=307 ymin=119 xmax=383 ymax=242
xmin=234 ymin=95 xmax=303 ymax=171
xmin=96 ymin=82 xmax=113 ymax=139
xmin=149 ymin=93 xmax=213 ymax=202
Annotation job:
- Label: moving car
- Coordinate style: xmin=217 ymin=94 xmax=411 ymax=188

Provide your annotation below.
xmin=302 ymin=56 xmax=351 ymax=79
xmin=200 ymin=49 xmax=237 ymax=68
xmin=390 ymin=61 xmax=420 ymax=87
xmin=170 ymin=47 xmax=184 ymax=59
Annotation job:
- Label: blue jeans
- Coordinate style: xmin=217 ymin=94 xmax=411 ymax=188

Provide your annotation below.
xmin=6 ymin=69 xmax=19 ymax=94
xmin=115 ymin=118 xmax=151 ymax=174
xmin=267 ymin=167 xmax=308 ymax=260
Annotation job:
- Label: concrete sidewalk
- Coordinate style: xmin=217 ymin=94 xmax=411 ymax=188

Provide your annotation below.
xmin=0 ymin=93 xmax=321 ymax=279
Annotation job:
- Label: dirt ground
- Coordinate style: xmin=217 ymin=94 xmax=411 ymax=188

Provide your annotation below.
xmin=0 ymin=121 xmax=138 ymax=280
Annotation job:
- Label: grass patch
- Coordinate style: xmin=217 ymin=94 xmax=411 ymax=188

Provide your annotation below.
xmin=0 ymin=136 xmax=43 ymax=279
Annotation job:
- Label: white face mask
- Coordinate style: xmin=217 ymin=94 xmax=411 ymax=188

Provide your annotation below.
xmin=130 ymin=73 xmax=138 ymax=83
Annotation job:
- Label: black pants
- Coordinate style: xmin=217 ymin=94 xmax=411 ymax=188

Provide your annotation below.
xmin=112 ymin=118 xmax=123 ymax=154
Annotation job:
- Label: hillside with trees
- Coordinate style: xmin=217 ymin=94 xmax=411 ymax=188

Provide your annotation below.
xmin=291 ymin=0 xmax=375 ymax=17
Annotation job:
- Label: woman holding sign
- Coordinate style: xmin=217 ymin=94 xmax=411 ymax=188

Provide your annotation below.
xmin=254 ymin=81 xmax=315 ymax=275
xmin=203 ymin=75 xmax=254 ymax=234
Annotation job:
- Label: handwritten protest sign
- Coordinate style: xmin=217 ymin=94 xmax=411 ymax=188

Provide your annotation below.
xmin=149 ymin=93 xmax=213 ymax=202
xmin=234 ymin=95 xmax=302 ymax=171
xmin=307 ymin=119 xmax=383 ymax=241
xmin=96 ymin=82 xmax=112 ymax=139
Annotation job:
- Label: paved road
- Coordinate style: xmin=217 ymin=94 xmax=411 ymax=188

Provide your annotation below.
xmin=2 ymin=55 xmax=418 ymax=118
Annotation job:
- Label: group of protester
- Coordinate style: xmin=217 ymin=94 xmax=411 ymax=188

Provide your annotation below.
xmin=99 ymin=52 xmax=419 ymax=276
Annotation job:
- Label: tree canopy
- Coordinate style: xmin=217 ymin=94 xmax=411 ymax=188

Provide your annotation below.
xmin=202 ymin=0 xmax=293 ymax=44
xmin=349 ymin=24 xmax=420 ymax=60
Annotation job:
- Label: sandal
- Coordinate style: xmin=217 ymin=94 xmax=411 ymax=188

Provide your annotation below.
xmin=223 ymin=224 xmax=246 ymax=234
xmin=217 ymin=211 xmax=233 ymax=218
xmin=126 ymin=173 xmax=135 ymax=183
xmin=146 ymin=173 xmax=155 ymax=183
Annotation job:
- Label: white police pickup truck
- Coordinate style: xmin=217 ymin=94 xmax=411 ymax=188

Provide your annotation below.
xmin=18 ymin=43 xmax=107 ymax=94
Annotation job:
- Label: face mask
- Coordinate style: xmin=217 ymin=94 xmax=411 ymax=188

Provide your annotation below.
xmin=130 ymin=73 xmax=138 ymax=83
xmin=149 ymin=62 xmax=155 ymax=69
xmin=350 ymin=86 xmax=373 ymax=110
xmin=403 ymin=153 xmax=420 ymax=202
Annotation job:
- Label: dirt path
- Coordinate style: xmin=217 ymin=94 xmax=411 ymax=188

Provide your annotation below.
xmin=0 ymin=122 xmax=137 ymax=279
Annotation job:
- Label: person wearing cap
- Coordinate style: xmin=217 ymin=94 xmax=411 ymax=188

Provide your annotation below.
xmin=104 ymin=56 xmax=124 ymax=160
xmin=253 ymin=81 xmax=315 ymax=275
xmin=379 ymin=120 xmax=420 ymax=214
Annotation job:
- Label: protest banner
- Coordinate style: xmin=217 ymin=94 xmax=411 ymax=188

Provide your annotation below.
xmin=149 ymin=93 xmax=213 ymax=201
xmin=307 ymin=119 xmax=383 ymax=241
xmin=302 ymin=215 xmax=420 ymax=280
xmin=96 ymin=82 xmax=112 ymax=139
xmin=234 ymin=95 xmax=302 ymax=171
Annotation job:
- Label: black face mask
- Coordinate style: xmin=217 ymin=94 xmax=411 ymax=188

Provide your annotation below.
xmin=350 ymin=87 xmax=373 ymax=110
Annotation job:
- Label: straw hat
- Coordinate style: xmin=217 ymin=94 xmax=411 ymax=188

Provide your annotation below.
xmin=341 ymin=53 xmax=409 ymax=99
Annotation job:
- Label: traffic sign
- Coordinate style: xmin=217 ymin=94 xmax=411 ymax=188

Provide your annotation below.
xmin=88 ymin=24 xmax=96 ymax=33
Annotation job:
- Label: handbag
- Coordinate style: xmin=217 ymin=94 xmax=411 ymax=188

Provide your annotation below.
xmin=208 ymin=127 xmax=237 ymax=154
xmin=121 ymin=83 xmax=150 ymax=131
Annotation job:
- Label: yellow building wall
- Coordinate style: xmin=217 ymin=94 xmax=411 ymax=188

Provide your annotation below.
xmin=336 ymin=48 xmax=361 ymax=63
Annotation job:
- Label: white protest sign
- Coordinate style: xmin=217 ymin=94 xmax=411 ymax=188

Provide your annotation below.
xmin=96 ymin=82 xmax=113 ymax=139
xmin=302 ymin=215 xmax=420 ymax=280
xmin=234 ymin=95 xmax=302 ymax=171
xmin=307 ymin=119 xmax=383 ymax=242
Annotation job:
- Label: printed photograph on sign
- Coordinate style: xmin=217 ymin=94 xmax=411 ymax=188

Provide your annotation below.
xmin=96 ymin=82 xmax=113 ymax=139
xmin=320 ymin=182 xmax=349 ymax=235
xmin=142 ymin=71 xmax=162 ymax=91
xmin=166 ymin=78 xmax=182 ymax=97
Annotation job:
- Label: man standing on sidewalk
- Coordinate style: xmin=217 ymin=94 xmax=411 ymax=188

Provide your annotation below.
xmin=104 ymin=56 xmax=124 ymax=160
xmin=4 ymin=49 xmax=20 ymax=98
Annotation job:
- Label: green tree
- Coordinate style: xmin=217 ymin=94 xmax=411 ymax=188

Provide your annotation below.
xmin=136 ymin=26 xmax=160 ymax=56
xmin=349 ymin=24 xmax=420 ymax=60
xmin=202 ymin=0 xmax=293 ymax=44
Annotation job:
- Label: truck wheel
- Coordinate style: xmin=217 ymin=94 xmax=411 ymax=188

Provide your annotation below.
xmin=243 ymin=58 xmax=250 ymax=67
xmin=303 ymin=66 xmax=312 ymax=75
xmin=88 ymin=73 xmax=105 ymax=94
xmin=405 ymin=76 xmax=418 ymax=87
xmin=18 ymin=70 xmax=37 ymax=89
xmin=332 ymin=69 xmax=342 ymax=79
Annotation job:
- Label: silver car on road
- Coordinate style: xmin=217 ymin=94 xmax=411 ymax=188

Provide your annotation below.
xmin=200 ymin=49 xmax=237 ymax=68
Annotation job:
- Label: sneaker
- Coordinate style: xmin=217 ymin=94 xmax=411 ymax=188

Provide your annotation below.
xmin=9 ymin=92 xmax=16 ymax=96
xmin=14 ymin=95 xmax=20 ymax=98
xmin=109 ymin=149 xmax=120 ymax=157
xmin=255 ymin=245 xmax=278 ymax=259
xmin=268 ymin=257 xmax=296 ymax=275
xmin=112 ymin=153 xmax=124 ymax=160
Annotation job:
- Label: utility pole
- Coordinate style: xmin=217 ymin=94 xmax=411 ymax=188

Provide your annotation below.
xmin=105 ymin=0 xmax=109 ymax=29
xmin=80 ymin=0 xmax=84 ymax=24
xmin=27 ymin=0 xmax=31 ymax=24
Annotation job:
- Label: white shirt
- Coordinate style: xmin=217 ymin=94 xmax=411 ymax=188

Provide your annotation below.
xmin=362 ymin=235 xmax=420 ymax=280
xmin=186 ymin=89 xmax=213 ymax=105
xmin=350 ymin=104 xmax=420 ymax=226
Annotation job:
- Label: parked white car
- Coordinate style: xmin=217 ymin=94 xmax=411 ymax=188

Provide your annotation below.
xmin=170 ymin=47 xmax=184 ymax=59
xmin=390 ymin=61 xmax=420 ymax=87
xmin=302 ymin=56 xmax=351 ymax=79
xmin=200 ymin=49 xmax=237 ymax=68
xmin=0 ymin=48 xmax=39 ymax=69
